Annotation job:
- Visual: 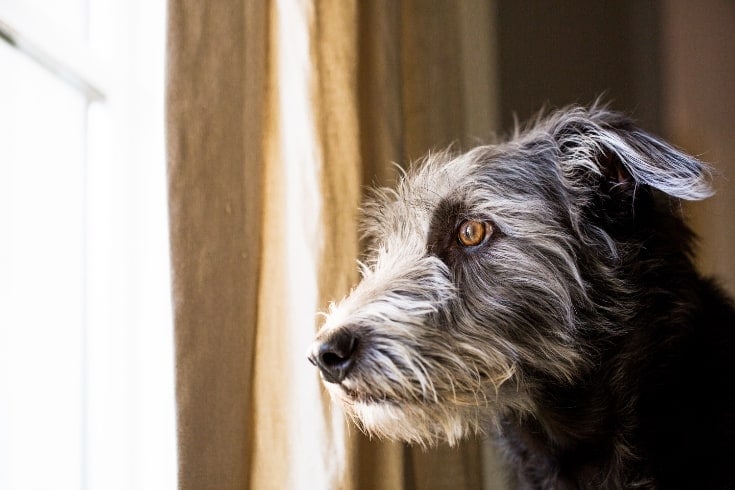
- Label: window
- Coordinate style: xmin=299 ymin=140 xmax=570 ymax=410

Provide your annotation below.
xmin=0 ymin=1 xmax=176 ymax=488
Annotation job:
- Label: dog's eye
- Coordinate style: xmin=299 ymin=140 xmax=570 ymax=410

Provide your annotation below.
xmin=457 ymin=220 xmax=490 ymax=247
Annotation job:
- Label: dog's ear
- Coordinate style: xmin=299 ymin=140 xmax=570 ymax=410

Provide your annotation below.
xmin=549 ymin=107 xmax=712 ymax=201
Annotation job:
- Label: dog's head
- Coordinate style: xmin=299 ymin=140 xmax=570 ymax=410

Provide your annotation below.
xmin=308 ymin=106 xmax=711 ymax=446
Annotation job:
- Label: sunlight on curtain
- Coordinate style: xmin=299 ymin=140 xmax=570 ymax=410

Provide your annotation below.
xmin=250 ymin=0 xmax=351 ymax=487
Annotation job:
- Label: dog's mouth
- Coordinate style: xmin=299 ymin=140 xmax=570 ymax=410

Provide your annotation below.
xmin=325 ymin=375 xmax=420 ymax=407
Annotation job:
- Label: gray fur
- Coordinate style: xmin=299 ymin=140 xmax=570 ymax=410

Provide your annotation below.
xmin=308 ymin=105 xmax=734 ymax=488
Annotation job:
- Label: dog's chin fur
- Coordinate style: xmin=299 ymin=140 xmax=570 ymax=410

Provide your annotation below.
xmin=349 ymin=400 xmax=478 ymax=447
xmin=322 ymin=359 xmax=511 ymax=447
xmin=335 ymin=381 xmax=502 ymax=448
xmin=310 ymin=105 xmax=735 ymax=488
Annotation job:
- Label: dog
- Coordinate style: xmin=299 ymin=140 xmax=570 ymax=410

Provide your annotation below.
xmin=308 ymin=106 xmax=735 ymax=488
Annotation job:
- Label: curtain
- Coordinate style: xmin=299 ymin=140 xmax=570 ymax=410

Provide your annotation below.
xmin=166 ymin=1 xmax=504 ymax=488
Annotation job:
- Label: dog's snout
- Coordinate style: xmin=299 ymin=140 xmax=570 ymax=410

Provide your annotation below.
xmin=308 ymin=329 xmax=359 ymax=384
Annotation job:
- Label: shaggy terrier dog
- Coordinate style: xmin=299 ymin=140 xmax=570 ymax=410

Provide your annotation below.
xmin=308 ymin=106 xmax=735 ymax=488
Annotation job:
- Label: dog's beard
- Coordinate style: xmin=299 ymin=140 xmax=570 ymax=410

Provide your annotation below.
xmin=350 ymin=399 xmax=479 ymax=447
xmin=325 ymin=380 xmax=486 ymax=446
xmin=321 ymin=341 xmax=517 ymax=447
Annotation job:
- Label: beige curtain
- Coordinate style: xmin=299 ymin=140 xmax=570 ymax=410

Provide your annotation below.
xmin=166 ymin=1 xmax=502 ymax=488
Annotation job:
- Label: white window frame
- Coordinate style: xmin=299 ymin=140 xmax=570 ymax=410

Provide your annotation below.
xmin=0 ymin=0 xmax=176 ymax=488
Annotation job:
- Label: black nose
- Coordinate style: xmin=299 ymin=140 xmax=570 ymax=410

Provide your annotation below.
xmin=308 ymin=329 xmax=359 ymax=384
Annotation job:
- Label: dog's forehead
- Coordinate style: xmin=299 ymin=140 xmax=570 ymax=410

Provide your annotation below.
xmin=378 ymin=155 xmax=481 ymax=230
xmin=402 ymin=144 xmax=547 ymax=200
xmin=375 ymin=146 xmax=531 ymax=216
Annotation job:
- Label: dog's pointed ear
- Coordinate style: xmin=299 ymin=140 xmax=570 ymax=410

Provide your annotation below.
xmin=549 ymin=107 xmax=712 ymax=201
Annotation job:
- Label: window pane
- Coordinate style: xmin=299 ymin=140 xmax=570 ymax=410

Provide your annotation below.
xmin=0 ymin=41 xmax=87 ymax=490
xmin=2 ymin=0 xmax=89 ymax=44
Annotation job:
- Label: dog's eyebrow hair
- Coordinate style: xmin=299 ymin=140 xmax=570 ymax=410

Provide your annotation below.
xmin=425 ymin=198 xmax=466 ymax=259
xmin=434 ymin=198 xmax=466 ymax=223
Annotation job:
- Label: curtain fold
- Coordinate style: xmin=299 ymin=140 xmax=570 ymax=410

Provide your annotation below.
xmin=167 ymin=1 xmax=502 ymax=488
xmin=166 ymin=1 xmax=268 ymax=488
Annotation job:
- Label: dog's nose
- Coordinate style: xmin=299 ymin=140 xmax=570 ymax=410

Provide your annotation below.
xmin=308 ymin=329 xmax=358 ymax=384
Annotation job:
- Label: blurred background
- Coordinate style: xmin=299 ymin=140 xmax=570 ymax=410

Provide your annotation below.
xmin=1 ymin=1 xmax=733 ymax=489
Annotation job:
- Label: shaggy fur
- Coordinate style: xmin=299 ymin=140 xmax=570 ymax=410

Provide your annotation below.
xmin=308 ymin=105 xmax=735 ymax=489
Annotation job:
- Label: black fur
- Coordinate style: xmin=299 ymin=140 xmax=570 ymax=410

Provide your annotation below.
xmin=491 ymin=111 xmax=735 ymax=488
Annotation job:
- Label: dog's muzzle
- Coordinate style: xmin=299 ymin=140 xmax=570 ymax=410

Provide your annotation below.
xmin=308 ymin=328 xmax=359 ymax=384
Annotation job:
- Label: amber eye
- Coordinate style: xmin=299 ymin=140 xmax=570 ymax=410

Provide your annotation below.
xmin=457 ymin=220 xmax=490 ymax=247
